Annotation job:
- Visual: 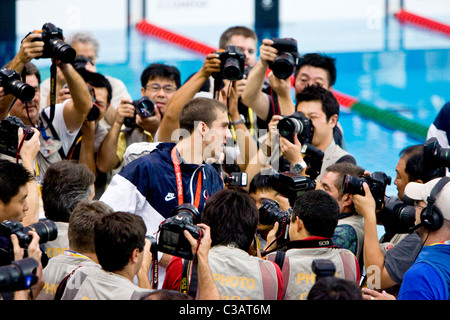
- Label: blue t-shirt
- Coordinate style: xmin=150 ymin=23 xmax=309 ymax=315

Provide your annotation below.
xmin=398 ymin=243 xmax=450 ymax=300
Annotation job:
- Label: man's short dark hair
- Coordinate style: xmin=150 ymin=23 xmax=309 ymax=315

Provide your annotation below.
xmin=219 ymin=26 xmax=257 ymax=49
xmin=94 ymin=211 xmax=146 ymax=272
xmin=85 ymin=72 xmax=112 ymax=104
xmin=249 ymin=171 xmax=274 ymax=195
xmin=296 ymin=84 xmax=340 ymax=121
xmin=179 ymin=97 xmax=227 ymax=134
xmin=0 ymin=159 xmax=33 ymax=205
xmin=400 ymin=144 xmax=445 ymax=183
xmin=140 ymin=63 xmax=181 ymax=88
xmin=295 ymin=53 xmax=337 ymax=88
xmin=41 ymin=160 xmax=95 ymax=223
xmin=68 ymin=200 xmax=114 ymax=253
xmin=201 ymin=188 xmax=258 ymax=251
xmin=307 ymin=277 xmax=362 ymax=300
xmin=292 ymin=190 xmax=339 ymax=238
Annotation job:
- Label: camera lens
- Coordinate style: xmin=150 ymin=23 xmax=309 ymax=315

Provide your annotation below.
xmin=272 ymin=53 xmax=295 ymax=79
xmin=136 ymin=97 xmax=155 ymax=118
xmin=223 ymin=57 xmax=243 ymax=80
xmin=9 ymin=80 xmax=35 ymax=102
xmin=342 ymin=174 xmax=365 ymax=196
xmin=0 ymin=257 xmax=39 ymax=292
xmin=259 ymin=199 xmax=284 ymax=225
xmin=23 ymin=219 xmax=58 ymax=244
xmin=277 ymin=117 xmax=303 ymax=138
xmin=50 ymin=39 xmax=76 ymax=64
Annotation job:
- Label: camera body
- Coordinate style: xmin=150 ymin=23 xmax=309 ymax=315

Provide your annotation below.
xmin=302 ymin=143 xmax=324 ymax=180
xmin=424 ymin=137 xmax=450 ymax=173
xmin=269 ymin=38 xmax=300 ymax=79
xmin=377 ymin=196 xmax=416 ymax=234
xmin=277 ymin=111 xmax=314 ymax=145
xmin=0 ymin=219 xmax=58 ymax=266
xmin=32 ymin=23 xmax=76 ymax=64
xmin=0 ymin=116 xmax=34 ymax=158
xmin=214 ymin=45 xmax=246 ymax=81
xmin=0 ymin=69 xmax=35 ymax=103
xmin=124 ymin=97 xmax=156 ymax=128
xmin=342 ymin=171 xmax=392 ymax=210
xmin=224 ymin=172 xmax=248 ymax=187
xmin=267 ymin=171 xmax=317 ymax=207
xmin=312 ymin=259 xmax=336 ymax=280
xmin=157 ymin=204 xmax=203 ymax=260
xmin=259 ymin=199 xmax=292 ymax=246
xmin=0 ymin=257 xmax=39 ymax=292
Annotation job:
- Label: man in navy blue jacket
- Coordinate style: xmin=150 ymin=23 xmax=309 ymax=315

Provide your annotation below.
xmin=100 ymin=96 xmax=230 ymax=286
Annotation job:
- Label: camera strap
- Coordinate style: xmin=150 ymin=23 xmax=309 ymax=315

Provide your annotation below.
xmin=180 ymin=257 xmax=198 ymax=298
xmin=263 ymin=238 xmax=338 ymax=257
xmin=171 ymin=147 xmax=202 ymax=208
xmin=49 ymin=62 xmax=57 ymax=125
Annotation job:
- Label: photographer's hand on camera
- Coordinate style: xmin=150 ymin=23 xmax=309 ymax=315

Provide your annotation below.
xmin=264 ymin=221 xmax=280 ymax=252
xmin=136 ymin=104 xmax=161 ymax=137
xmin=10 ymin=32 xmax=44 ymax=73
xmin=136 ymin=237 xmax=153 ymax=289
xmin=352 ymin=182 xmax=376 ymax=219
xmin=11 ymin=230 xmax=44 ymax=300
xmin=18 ymin=127 xmax=40 ymax=170
xmin=280 ymin=135 xmax=304 ymax=167
xmin=183 ymin=223 xmax=220 ymax=300
xmin=259 ymin=39 xmax=277 ymax=68
xmin=199 ymin=53 xmax=222 ymax=79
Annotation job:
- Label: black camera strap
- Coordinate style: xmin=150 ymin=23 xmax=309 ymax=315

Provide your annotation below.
xmin=180 ymin=257 xmax=198 ymax=298
xmin=40 ymin=111 xmax=82 ymax=160
xmin=262 ymin=238 xmax=337 ymax=257
xmin=49 ymin=62 xmax=57 ymax=125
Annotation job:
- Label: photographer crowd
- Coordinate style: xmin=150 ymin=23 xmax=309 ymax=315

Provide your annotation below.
xmin=0 ymin=23 xmax=449 ymax=301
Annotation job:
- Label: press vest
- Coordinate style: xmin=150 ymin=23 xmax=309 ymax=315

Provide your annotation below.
xmin=36 ymin=250 xmax=98 ymax=300
xmin=337 ymin=213 xmax=364 ymax=263
xmin=267 ymin=246 xmax=359 ymax=300
xmin=60 ymin=266 xmax=153 ymax=300
xmin=43 ymin=221 xmax=69 ymax=259
xmin=206 ymin=245 xmax=281 ymax=300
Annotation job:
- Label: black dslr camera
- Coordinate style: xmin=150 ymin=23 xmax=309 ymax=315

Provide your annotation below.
xmin=312 ymin=259 xmax=336 ymax=280
xmin=0 ymin=69 xmax=35 ymax=103
xmin=157 ymin=204 xmax=203 ymax=260
xmin=30 ymin=22 xmax=76 ymax=64
xmin=0 ymin=116 xmax=35 ymax=158
xmin=213 ymin=45 xmax=246 ymax=81
xmin=277 ymin=111 xmax=314 ymax=145
xmin=424 ymin=137 xmax=450 ymax=170
xmin=267 ymin=171 xmax=317 ymax=207
xmin=377 ymin=196 xmax=416 ymax=234
xmin=259 ymin=199 xmax=292 ymax=246
xmin=342 ymin=172 xmax=392 ymax=210
xmin=269 ymin=38 xmax=300 ymax=80
xmin=124 ymin=97 xmax=156 ymax=128
xmin=0 ymin=219 xmax=58 ymax=266
xmin=0 ymin=257 xmax=39 ymax=293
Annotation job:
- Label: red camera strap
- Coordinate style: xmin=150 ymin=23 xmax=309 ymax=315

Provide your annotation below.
xmin=171 ymin=147 xmax=202 ymax=208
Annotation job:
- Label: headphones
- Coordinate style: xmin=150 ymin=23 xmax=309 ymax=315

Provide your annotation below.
xmin=410 ymin=177 xmax=450 ymax=232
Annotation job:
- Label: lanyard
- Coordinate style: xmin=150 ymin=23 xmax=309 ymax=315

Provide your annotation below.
xmin=171 ymin=147 xmax=202 ymax=208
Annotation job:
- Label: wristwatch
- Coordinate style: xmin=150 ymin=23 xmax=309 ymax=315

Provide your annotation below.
xmin=291 ymin=160 xmax=307 ymax=174
xmin=230 ymin=114 xmax=246 ymax=126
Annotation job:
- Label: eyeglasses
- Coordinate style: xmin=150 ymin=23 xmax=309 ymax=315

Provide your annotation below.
xmin=144 ymin=83 xmax=177 ymax=94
